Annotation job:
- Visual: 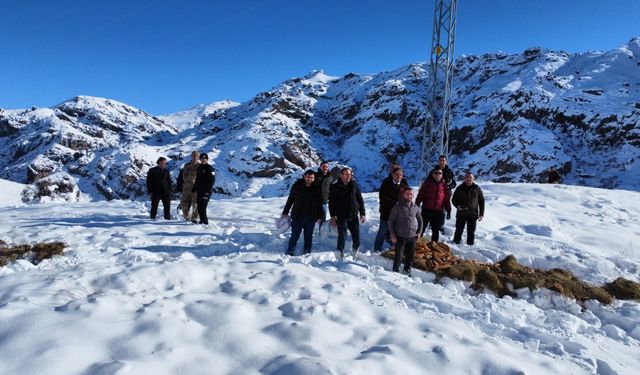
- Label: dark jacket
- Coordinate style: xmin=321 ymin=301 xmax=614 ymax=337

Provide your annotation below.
xmin=329 ymin=179 xmax=365 ymax=220
xmin=548 ymin=169 xmax=561 ymax=183
xmin=192 ymin=164 xmax=215 ymax=198
xmin=146 ymin=166 xmax=172 ymax=196
xmin=435 ymin=164 xmax=456 ymax=191
xmin=378 ymin=176 xmax=409 ymax=221
xmin=283 ymin=179 xmax=323 ymax=220
xmin=314 ymin=170 xmax=334 ymax=203
xmin=415 ymin=177 xmax=451 ymax=214
xmin=388 ymin=200 xmax=423 ymax=239
xmin=452 ymin=183 xmax=485 ymax=219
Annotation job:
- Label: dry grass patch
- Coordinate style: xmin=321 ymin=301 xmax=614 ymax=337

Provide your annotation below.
xmin=0 ymin=242 xmax=66 ymax=266
xmin=383 ymin=242 xmax=639 ymax=305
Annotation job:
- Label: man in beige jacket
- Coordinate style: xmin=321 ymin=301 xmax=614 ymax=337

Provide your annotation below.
xmin=177 ymin=151 xmax=200 ymax=222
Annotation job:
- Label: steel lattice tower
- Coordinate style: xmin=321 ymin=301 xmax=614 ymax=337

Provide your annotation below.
xmin=421 ymin=0 xmax=458 ymax=173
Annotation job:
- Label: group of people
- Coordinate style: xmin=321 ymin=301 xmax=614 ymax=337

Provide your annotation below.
xmin=146 ymin=151 xmax=216 ymax=224
xmin=281 ymin=156 xmax=486 ymax=275
xmin=147 ymin=152 xmax=490 ymax=275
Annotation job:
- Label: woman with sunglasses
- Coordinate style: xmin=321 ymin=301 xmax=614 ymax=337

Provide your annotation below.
xmin=414 ymin=167 xmax=452 ymax=242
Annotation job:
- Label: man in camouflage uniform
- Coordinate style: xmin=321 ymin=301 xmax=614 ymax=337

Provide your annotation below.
xmin=176 ymin=151 xmax=200 ymax=222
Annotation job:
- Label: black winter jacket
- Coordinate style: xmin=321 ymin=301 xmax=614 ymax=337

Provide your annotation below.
xmin=282 ymin=179 xmax=323 ymax=219
xmin=434 ymin=164 xmax=456 ymax=191
xmin=378 ymin=176 xmax=409 ymax=221
xmin=146 ymin=166 xmax=172 ymax=196
xmin=192 ymin=164 xmax=215 ymax=198
xmin=329 ymin=179 xmax=365 ymax=220
xmin=452 ymin=183 xmax=485 ymax=219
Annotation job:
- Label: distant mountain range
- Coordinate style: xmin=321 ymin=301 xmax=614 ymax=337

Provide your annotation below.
xmin=1 ymin=38 xmax=639 ymax=200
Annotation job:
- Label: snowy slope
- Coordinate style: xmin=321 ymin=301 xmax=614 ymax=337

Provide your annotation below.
xmin=0 ymin=178 xmax=25 ymax=207
xmin=1 ymin=39 xmax=639 ymax=200
xmin=0 ymin=183 xmax=639 ymax=374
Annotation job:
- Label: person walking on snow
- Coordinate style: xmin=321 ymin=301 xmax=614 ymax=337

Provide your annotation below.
xmin=282 ymin=170 xmax=324 ymax=255
xmin=329 ymin=167 xmax=366 ymax=258
xmin=452 ymin=172 xmax=485 ymax=245
xmin=388 ymin=186 xmax=423 ymax=276
xmin=415 ymin=168 xmax=451 ymax=242
xmin=146 ymin=157 xmax=172 ymax=220
xmin=374 ymin=166 xmax=408 ymax=252
xmin=192 ymin=153 xmax=215 ymax=225
xmin=176 ymin=150 xmax=200 ymax=223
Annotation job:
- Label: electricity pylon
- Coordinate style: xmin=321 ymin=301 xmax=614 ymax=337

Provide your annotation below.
xmin=421 ymin=0 xmax=458 ymax=174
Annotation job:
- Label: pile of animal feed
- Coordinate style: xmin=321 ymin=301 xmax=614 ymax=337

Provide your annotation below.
xmin=382 ymin=240 xmax=640 ymax=305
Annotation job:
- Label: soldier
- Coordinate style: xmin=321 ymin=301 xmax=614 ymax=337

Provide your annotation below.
xmin=192 ymin=153 xmax=216 ymax=225
xmin=176 ymin=151 xmax=200 ymax=223
xmin=314 ymin=161 xmax=334 ymax=236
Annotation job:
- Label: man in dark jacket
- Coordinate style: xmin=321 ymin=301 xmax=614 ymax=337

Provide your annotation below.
xmin=146 ymin=157 xmax=172 ymax=220
xmin=374 ymin=167 xmax=408 ymax=252
xmin=388 ymin=186 xmax=423 ymax=276
xmin=451 ymin=172 xmax=485 ymax=245
xmin=192 ymin=153 xmax=215 ymax=225
xmin=314 ymin=161 xmax=334 ymax=235
xmin=548 ymin=167 xmax=561 ymax=184
xmin=282 ymin=170 xmax=324 ymax=255
xmin=329 ymin=167 xmax=366 ymax=258
xmin=435 ymin=155 xmax=457 ymax=194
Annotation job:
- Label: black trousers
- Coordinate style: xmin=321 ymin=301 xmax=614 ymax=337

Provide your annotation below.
xmin=421 ymin=208 xmax=445 ymax=242
xmin=454 ymin=216 xmax=477 ymax=245
xmin=336 ymin=216 xmax=360 ymax=252
xmin=287 ymin=216 xmax=316 ymax=255
xmin=393 ymin=236 xmax=416 ymax=272
xmin=150 ymin=194 xmax=171 ymax=219
xmin=198 ymin=194 xmax=211 ymax=224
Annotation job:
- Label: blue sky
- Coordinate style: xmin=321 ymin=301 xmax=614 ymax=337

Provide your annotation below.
xmin=1 ymin=0 xmax=639 ymax=114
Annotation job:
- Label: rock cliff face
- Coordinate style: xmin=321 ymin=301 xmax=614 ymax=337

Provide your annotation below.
xmin=1 ymin=38 xmax=639 ymax=200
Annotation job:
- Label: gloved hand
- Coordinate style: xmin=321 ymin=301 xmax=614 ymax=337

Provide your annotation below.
xmin=446 ymin=212 xmax=451 ymax=220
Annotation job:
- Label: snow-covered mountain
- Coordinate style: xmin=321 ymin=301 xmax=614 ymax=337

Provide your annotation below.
xmin=1 ymin=38 xmax=639 ymax=200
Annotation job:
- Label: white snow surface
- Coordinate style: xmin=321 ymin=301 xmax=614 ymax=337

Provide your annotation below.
xmin=0 ymin=178 xmax=26 ymax=207
xmin=0 ymin=182 xmax=639 ymax=374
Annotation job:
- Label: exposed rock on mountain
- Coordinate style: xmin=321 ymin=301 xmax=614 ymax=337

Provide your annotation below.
xmin=1 ymin=38 xmax=638 ymax=200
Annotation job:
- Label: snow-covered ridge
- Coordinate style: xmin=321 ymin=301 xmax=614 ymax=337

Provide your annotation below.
xmin=1 ymin=38 xmax=639 ymax=200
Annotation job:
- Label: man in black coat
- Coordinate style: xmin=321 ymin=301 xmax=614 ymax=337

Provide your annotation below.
xmin=436 ymin=154 xmax=456 ymax=194
xmin=192 ymin=153 xmax=216 ymax=225
xmin=314 ymin=161 xmax=334 ymax=235
xmin=146 ymin=157 xmax=172 ymax=220
xmin=374 ymin=166 xmax=408 ymax=252
xmin=282 ymin=170 xmax=324 ymax=255
xmin=452 ymin=172 xmax=485 ymax=245
xmin=329 ymin=167 xmax=366 ymax=258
